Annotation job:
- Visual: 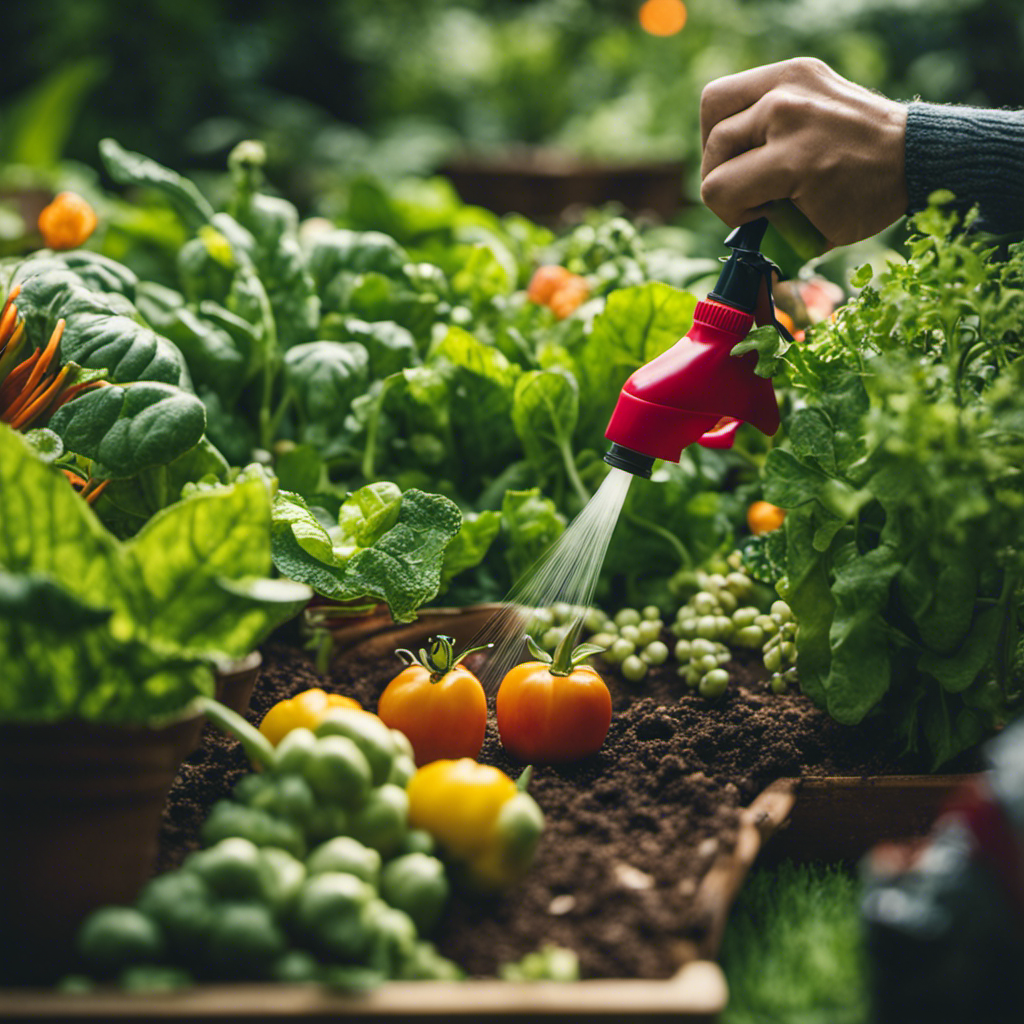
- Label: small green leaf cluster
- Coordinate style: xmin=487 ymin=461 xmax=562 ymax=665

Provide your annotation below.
xmin=71 ymin=710 xmax=462 ymax=990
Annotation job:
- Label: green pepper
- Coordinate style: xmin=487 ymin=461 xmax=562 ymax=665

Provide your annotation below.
xmin=306 ymin=836 xmax=381 ymax=888
xmin=184 ymin=837 xmax=267 ymax=901
xmin=137 ymin=871 xmax=214 ymax=955
xmin=257 ymin=847 xmax=307 ymax=913
xmin=305 ymin=803 xmax=351 ymax=844
xmin=400 ymin=829 xmax=436 ymax=856
xmin=274 ymin=726 xmax=318 ymax=775
xmin=295 ymin=872 xmax=375 ymax=960
xmin=200 ymin=802 xmax=306 ymax=859
xmin=270 ymin=949 xmax=322 ymax=984
xmin=380 ymin=853 xmax=449 ymax=935
xmin=204 ymin=902 xmax=287 ymax=979
xmin=250 ymin=773 xmax=317 ymax=826
xmin=304 ymin=734 xmax=373 ymax=807
xmin=77 ymin=906 xmax=164 ymax=978
xmin=398 ymin=941 xmax=465 ymax=981
xmin=387 ymin=752 xmax=416 ymax=788
xmin=316 ymin=709 xmax=398 ymax=787
xmin=362 ymin=899 xmax=417 ymax=977
xmin=348 ymin=783 xmax=409 ymax=858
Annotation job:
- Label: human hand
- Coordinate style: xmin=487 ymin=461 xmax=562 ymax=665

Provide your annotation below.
xmin=700 ymin=58 xmax=908 ymax=249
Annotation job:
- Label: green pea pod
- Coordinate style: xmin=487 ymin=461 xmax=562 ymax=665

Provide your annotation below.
xmin=137 ymin=871 xmax=215 ymax=954
xmin=306 ymin=836 xmax=381 ymax=888
xmin=295 ymin=872 xmax=376 ymax=960
xmin=380 ymin=853 xmax=449 ymax=935
xmin=316 ymin=709 xmax=397 ymax=787
xmin=304 ymin=735 xmax=373 ymax=807
xmin=348 ymin=784 xmax=409 ymax=858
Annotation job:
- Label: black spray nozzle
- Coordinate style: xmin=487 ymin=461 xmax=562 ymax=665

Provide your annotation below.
xmin=603 ymin=442 xmax=655 ymax=479
xmin=708 ymin=217 xmax=776 ymax=313
xmin=708 ymin=218 xmax=794 ymax=341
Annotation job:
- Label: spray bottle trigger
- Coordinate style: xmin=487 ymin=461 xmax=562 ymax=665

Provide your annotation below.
xmin=753 ymin=263 xmax=795 ymax=343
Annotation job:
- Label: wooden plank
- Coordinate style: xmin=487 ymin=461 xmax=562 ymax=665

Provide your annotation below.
xmin=0 ymin=963 xmax=726 ymax=1024
xmin=764 ymin=774 xmax=975 ymax=862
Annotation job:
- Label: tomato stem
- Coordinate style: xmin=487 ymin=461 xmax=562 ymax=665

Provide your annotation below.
xmin=395 ymin=634 xmax=493 ymax=681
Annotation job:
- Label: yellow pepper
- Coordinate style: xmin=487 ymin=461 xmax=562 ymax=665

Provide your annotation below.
xmin=406 ymin=758 xmax=544 ymax=891
xmin=259 ymin=687 xmax=362 ymax=745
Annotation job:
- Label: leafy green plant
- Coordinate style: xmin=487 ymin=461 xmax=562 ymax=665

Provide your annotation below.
xmin=0 ymin=424 xmax=310 ymax=723
xmin=746 ymin=201 xmax=1024 ymax=766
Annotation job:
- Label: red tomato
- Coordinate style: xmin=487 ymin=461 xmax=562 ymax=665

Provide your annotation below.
xmin=378 ymin=635 xmax=488 ymax=767
xmin=496 ymin=658 xmax=612 ymax=764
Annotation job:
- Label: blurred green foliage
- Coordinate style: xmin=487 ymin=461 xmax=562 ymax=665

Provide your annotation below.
xmin=0 ymin=0 xmax=1022 ymax=206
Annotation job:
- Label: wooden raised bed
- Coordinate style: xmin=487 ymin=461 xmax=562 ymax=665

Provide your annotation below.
xmin=0 ymin=604 xmax=979 ymax=1021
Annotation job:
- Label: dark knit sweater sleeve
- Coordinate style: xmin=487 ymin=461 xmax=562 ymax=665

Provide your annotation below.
xmin=905 ymin=102 xmax=1024 ymax=232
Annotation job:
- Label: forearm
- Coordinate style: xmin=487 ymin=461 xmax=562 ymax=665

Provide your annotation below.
xmin=905 ymin=102 xmax=1024 ymax=233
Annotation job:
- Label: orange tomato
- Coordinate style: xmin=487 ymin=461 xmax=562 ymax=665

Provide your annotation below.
xmin=38 ymin=191 xmax=98 ymax=250
xmin=526 ymin=265 xmax=573 ymax=304
xmin=378 ymin=635 xmax=489 ymax=767
xmin=747 ymin=500 xmax=787 ymax=536
xmin=548 ymin=276 xmax=590 ymax=319
xmin=496 ymin=654 xmax=612 ymax=764
xmin=258 ymin=687 xmax=362 ymax=745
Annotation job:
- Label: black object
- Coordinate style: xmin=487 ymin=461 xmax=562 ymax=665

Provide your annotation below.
xmin=602 ymin=442 xmax=655 ymax=479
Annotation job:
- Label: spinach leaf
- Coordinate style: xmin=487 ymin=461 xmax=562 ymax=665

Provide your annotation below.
xmin=47 ymin=381 xmax=206 ymax=478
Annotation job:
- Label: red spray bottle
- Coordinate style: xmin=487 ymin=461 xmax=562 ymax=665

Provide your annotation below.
xmin=603 ymin=218 xmax=792 ymax=478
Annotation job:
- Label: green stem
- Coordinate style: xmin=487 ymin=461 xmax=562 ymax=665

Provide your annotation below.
xmin=362 ymin=376 xmax=399 ymax=482
xmin=558 ymin=438 xmax=591 ymax=507
xmin=198 ymin=695 xmax=276 ymax=771
xmin=624 ymin=510 xmax=690 ymax=568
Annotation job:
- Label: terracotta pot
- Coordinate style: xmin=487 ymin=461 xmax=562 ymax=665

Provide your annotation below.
xmin=213 ymin=650 xmax=263 ymax=717
xmin=0 ymin=709 xmax=205 ymax=984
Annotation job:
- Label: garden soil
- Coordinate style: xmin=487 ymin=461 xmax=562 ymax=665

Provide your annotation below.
xmin=157 ymin=637 xmax=971 ymax=981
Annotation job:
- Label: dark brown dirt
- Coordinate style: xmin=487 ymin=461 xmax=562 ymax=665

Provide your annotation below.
xmin=157 ymin=635 xmax=961 ymax=980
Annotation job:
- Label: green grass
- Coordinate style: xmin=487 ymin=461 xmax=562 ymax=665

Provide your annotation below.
xmin=719 ymin=861 xmax=871 ymax=1024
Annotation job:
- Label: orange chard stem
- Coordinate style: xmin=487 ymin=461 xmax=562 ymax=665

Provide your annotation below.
xmin=1 ymin=320 xmax=65 ymax=420
xmin=83 ymin=479 xmax=110 ymax=506
xmin=53 ymin=378 xmax=108 ymax=409
xmin=0 ymin=302 xmax=18 ymax=347
xmin=0 ymin=348 xmax=40 ymax=411
xmin=8 ymin=363 xmax=74 ymax=430
xmin=0 ymin=285 xmax=22 ymax=328
xmin=0 ymin=322 xmax=28 ymax=383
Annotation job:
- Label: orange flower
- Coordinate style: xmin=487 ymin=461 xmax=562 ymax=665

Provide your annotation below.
xmin=38 ymin=191 xmax=98 ymax=250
